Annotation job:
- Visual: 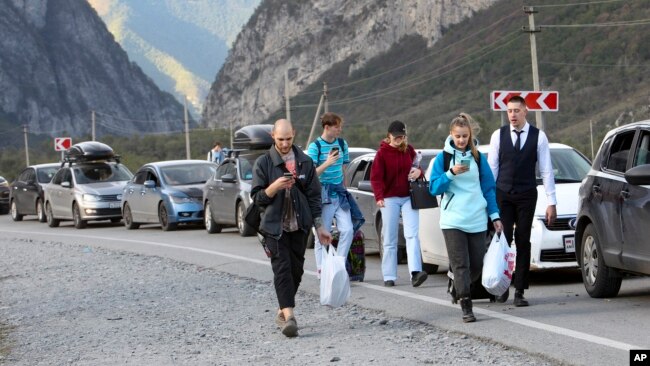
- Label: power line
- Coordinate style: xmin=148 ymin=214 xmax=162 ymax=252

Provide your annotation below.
xmin=529 ymin=0 xmax=626 ymax=8
xmin=541 ymin=18 xmax=650 ymax=28
xmin=540 ymin=61 xmax=650 ymax=68
xmin=293 ymin=9 xmax=521 ymax=97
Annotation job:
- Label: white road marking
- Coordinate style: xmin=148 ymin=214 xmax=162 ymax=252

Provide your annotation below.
xmin=1 ymin=229 xmax=642 ymax=351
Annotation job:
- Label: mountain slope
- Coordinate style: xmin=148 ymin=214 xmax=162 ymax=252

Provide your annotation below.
xmin=88 ymin=0 xmax=260 ymax=114
xmin=0 ymin=0 xmax=189 ymax=141
xmin=202 ymin=0 xmax=498 ymax=129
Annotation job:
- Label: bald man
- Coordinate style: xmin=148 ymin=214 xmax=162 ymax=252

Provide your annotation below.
xmin=250 ymin=119 xmax=332 ymax=337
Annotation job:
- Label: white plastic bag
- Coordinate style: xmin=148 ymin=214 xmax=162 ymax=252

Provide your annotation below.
xmin=482 ymin=233 xmax=515 ymax=296
xmin=320 ymin=247 xmax=351 ymax=307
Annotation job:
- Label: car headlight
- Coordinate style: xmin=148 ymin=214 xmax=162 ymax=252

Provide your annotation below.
xmin=116 ymin=194 xmax=122 ymax=200
xmin=82 ymin=194 xmax=100 ymax=202
xmin=170 ymin=195 xmax=192 ymax=204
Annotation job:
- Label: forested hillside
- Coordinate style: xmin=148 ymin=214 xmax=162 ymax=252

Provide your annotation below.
xmin=279 ymin=0 xmax=650 ymax=156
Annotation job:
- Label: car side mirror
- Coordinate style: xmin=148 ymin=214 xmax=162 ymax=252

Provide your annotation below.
xmin=624 ymin=164 xmax=650 ymax=185
xmin=144 ymin=180 xmax=156 ymax=189
xmin=61 ymin=181 xmax=71 ymax=188
xmin=358 ymin=180 xmax=373 ymax=192
xmin=221 ymin=173 xmax=236 ymax=183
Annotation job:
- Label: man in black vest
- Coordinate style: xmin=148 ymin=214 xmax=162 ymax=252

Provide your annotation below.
xmin=487 ymin=96 xmax=557 ymax=307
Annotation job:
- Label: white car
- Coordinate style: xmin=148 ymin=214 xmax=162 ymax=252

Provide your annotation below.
xmin=419 ymin=143 xmax=592 ymax=273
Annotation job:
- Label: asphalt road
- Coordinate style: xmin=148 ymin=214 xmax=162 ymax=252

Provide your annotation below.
xmin=1 ymin=215 xmax=649 ymax=365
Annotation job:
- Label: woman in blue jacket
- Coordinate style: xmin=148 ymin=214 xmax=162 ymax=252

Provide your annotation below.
xmin=429 ymin=113 xmax=503 ymax=322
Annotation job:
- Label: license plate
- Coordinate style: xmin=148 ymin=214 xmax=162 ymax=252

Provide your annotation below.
xmin=109 ymin=203 xmax=119 ymax=208
xmin=563 ymin=235 xmax=575 ymax=253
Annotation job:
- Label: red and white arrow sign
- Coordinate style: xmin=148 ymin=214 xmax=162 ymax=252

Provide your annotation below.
xmin=54 ymin=137 xmax=72 ymax=151
xmin=491 ymin=91 xmax=559 ymax=112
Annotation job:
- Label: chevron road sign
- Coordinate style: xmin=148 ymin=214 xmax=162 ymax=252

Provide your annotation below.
xmin=491 ymin=90 xmax=559 ymax=112
xmin=54 ymin=137 xmax=72 ymax=151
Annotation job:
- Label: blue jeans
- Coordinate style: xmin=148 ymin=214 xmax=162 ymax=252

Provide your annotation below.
xmin=314 ymin=196 xmax=354 ymax=271
xmin=380 ymin=196 xmax=422 ymax=281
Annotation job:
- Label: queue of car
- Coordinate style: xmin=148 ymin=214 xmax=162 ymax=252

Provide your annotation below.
xmin=2 ymin=122 xmax=649 ymax=299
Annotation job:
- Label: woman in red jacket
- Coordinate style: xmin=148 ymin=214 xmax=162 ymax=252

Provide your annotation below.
xmin=370 ymin=121 xmax=428 ymax=287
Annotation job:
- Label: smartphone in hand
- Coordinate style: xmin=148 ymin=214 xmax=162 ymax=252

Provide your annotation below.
xmin=330 ymin=147 xmax=339 ymax=156
xmin=460 ymin=158 xmax=471 ymax=169
xmin=283 ymin=172 xmax=294 ymax=179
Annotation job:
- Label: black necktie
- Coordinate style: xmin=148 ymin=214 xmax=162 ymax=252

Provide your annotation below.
xmin=514 ymin=130 xmax=524 ymax=152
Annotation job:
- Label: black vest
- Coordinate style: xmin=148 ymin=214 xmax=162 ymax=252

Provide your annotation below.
xmin=497 ymin=125 xmax=539 ymax=193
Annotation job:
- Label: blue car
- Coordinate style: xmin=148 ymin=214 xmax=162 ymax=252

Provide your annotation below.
xmin=122 ymin=160 xmax=217 ymax=231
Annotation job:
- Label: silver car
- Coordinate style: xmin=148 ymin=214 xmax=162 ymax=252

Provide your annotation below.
xmin=44 ymin=161 xmax=133 ymax=228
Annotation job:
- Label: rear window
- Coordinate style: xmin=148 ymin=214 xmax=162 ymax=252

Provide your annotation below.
xmin=37 ymin=167 xmax=60 ymax=183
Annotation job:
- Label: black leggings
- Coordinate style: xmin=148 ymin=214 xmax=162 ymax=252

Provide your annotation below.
xmin=266 ymin=230 xmax=307 ymax=309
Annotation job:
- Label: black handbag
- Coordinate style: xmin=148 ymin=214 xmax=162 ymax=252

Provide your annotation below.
xmin=409 ymin=177 xmax=438 ymax=209
xmin=244 ymin=202 xmax=263 ymax=233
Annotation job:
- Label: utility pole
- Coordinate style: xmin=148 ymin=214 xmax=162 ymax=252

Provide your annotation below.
xmin=323 ymin=82 xmax=329 ymax=113
xmin=23 ymin=124 xmax=30 ymax=166
xmin=184 ymin=96 xmax=190 ymax=159
xmin=306 ymin=94 xmax=325 ymax=148
xmin=590 ymin=120 xmax=594 ymax=160
xmin=91 ymin=110 xmax=96 ymax=141
xmin=284 ymin=69 xmax=291 ymax=121
xmin=523 ymin=6 xmax=544 ymax=131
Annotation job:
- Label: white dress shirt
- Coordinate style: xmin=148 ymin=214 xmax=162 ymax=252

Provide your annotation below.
xmin=487 ymin=122 xmax=557 ymax=206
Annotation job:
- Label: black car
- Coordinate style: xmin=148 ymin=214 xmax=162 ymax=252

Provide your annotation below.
xmin=575 ymin=120 xmax=650 ymax=298
xmin=344 ymin=149 xmax=440 ymax=263
xmin=0 ymin=176 xmax=9 ymax=214
xmin=9 ymin=163 xmax=60 ymax=222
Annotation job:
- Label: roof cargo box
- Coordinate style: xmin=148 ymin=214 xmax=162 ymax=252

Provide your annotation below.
xmin=232 ymin=124 xmax=274 ymax=150
xmin=65 ymin=141 xmax=116 ymax=163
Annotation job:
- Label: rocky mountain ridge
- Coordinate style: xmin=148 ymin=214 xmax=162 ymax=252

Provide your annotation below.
xmin=0 ymin=0 xmax=188 ymax=139
xmin=202 ymin=0 xmax=497 ymax=128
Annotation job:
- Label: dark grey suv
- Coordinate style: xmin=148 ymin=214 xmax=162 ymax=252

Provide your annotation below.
xmin=575 ymin=120 xmax=650 ymax=298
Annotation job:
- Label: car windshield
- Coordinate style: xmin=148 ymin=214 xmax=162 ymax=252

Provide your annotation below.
xmin=537 ymin=148 xmax=591 ymax=183
xmin=161 ymin=163 xmax=216 ymax=186
xmin=238 ymin=153 xmax=265 ymax=180
xmin=37 ymin=167 xmax=59 ymax=183
xmin=73 ymin=163 xmax=132 ymax=184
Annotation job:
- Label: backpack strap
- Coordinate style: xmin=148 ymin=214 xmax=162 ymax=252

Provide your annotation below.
xmin=314 ymin=137 xmax=346 ymax=166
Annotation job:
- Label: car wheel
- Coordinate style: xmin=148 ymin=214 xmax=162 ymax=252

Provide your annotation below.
xmin=581 ymin=223 xmax=622 ymax=298
xmin=73 ymin=203 xmax=87 ymax=229
xmin=123 ymin=203 xmax=139 ymax=230
xmin=236 ymin=201 xmax=255 ymax=237
xmin=10 ymin=199 xmax=23 ymax=221
xmin=376 ymin=216 xmax=407 ymax=264
xmin=204 ymin=201 xmax=222 ymax=234
xmin=46 ymin=202 xmax=59 ymax=228
xmin=36 ymin=199 xmax=46 ymax=223
xmin=158 ymin=203 xmax=177 ymax=231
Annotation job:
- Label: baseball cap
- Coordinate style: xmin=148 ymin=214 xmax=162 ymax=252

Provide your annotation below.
xmin=387 ymin=120 xmax=407 ymax=136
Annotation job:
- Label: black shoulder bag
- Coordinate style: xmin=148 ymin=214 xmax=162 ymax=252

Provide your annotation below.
xmin=409 ymin=176 xmax=438 ymax=210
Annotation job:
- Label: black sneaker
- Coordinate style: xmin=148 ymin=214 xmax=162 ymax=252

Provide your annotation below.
xmin=411 ymin=271 xmax=428 ymax=287
xmin=384 ymin=280 xmax=395 ymax=287
xmin=496 ymin=288 xmax=509 ymax=303
xmin=514 ymin=291 xmax=529 ymax=307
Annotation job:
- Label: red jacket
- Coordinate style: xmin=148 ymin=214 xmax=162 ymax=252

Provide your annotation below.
xmin=370 ymin=141 xmax=418 ymax=201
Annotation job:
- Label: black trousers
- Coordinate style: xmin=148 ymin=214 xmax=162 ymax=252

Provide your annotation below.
xmin=442 ymin=229 xmax=486 ymax=298
xmin=266 ymin=230 xmax=307 ymax=309
xmin=496 ymin=188 xmax=537 ymax=291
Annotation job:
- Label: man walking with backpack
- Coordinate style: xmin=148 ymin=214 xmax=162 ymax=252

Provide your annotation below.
xmin=307 ymin=112 xmax=356 ymax=278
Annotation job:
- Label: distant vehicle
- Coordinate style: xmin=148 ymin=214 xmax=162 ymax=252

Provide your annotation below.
xmin=419 ymin=143 xmax=592 ymax=273
xmin=575 ymin=121 xmax=650 ymax=298
xmin=343 ymin=149 xmax=441 ymax=263
xmin=203 ymin=124 xmax=274 ymax=236
xmin=0 ymin=176 xmax=9 ymax=215
xmin=9 ymin=163 xmax=60 ymax=222
xmin=44 ymin=142 xmax=133 ymax=229
xmin=122 ymin=160 xmax=216 ymax=231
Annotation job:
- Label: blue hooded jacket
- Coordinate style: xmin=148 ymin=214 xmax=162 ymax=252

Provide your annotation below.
xmin=428 ymin=136 xmax=500 ymax=233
